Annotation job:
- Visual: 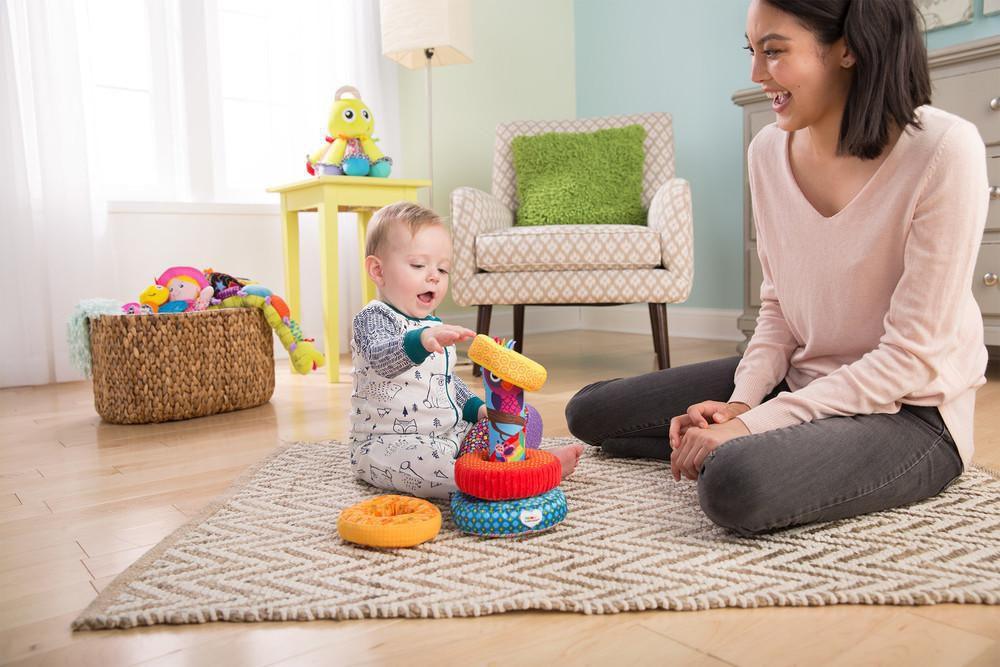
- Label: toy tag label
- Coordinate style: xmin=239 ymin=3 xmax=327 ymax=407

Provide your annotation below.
xmin=519 ymin=509 xmax=543 ymax=528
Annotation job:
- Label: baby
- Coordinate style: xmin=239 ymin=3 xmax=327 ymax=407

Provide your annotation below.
xmin=348 ymin=201 xmax=583 ymax=499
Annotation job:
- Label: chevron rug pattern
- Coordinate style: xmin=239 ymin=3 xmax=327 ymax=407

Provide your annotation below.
xmin=74 ymin=439 xmax=1000 ymax=630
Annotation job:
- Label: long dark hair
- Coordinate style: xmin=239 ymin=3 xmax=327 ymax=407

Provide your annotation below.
xmin=764 ymin=0 xmax=931 ymax=159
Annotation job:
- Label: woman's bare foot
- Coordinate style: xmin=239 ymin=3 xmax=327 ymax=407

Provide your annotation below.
xmin=552 ymin=443 xmax=585 ymax=478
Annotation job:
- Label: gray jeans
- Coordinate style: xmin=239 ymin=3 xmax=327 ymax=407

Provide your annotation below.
xmin=565 ymin=356 xmax=963 ymax=536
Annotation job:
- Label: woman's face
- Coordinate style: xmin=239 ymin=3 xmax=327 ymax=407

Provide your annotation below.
xmin=745 ymin=0 xmax=854 ymax=134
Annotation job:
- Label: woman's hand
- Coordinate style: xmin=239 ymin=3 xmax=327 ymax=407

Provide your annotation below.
xmin=668 ymin=401 xmax=751 ymax=482
xmin=668 ymin=401 xmax=750 ymax=450
xmin=670 ymin=418 xmax=751 ymax=481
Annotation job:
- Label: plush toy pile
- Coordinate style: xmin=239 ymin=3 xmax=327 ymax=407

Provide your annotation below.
xmin=450 ymin=336 xmax=568 ymax=537
xmin=121 ymin=266 xmax=324 ymax=375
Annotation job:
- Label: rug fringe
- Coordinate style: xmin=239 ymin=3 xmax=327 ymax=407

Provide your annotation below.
xmin=72 ymin=589 xmax=1000 ymax=630
xmin=975 ymin=463 xmax=1000 ymax=480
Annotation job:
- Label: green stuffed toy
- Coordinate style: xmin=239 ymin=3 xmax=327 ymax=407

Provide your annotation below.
xmin=203 ymin=270 xmax=324 ymax=375
xmin=217 ymin=294 xmax=325 ymax=375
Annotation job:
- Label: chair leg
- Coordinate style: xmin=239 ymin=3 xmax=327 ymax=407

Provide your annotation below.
xmin=648 ymin=303 xmax=662 ymax=362
xmin=651 ymin=303 xmax=670 ymax=370
xmin=513 ymin=305 xmax=525 ymax=353
xmin=472 ymin=305 xmax=492 ymax=377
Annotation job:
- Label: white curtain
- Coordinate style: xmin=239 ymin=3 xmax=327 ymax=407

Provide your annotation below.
xmin=0 ymin=0 xmax=401 ymax=387
xmin=0 ymin=0 xmax=113 ymax=387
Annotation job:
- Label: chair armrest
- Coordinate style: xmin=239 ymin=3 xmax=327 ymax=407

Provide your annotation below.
xmin=647 ymin=177 xmax=694 ymax=299
xmin=450 ymin=186 xmax=515 ymax=283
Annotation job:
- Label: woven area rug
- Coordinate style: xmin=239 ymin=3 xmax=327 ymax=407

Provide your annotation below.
xmin=74 ymin=439 xmax=1000 ymax=630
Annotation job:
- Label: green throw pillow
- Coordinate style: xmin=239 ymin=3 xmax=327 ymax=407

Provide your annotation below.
xmin=511 ymin=124 xmax=647 ymax=227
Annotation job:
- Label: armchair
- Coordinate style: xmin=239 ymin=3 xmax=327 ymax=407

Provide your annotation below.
xmin=450 ymin=113 xmax=693 ymax=372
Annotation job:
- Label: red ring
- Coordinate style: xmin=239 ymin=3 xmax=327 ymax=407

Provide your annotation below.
xmin=454 ymin=449 xmax=561 ymax=500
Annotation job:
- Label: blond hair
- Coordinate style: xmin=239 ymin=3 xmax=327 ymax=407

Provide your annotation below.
xmin=365 ymin=202 xmax=444 ymax=257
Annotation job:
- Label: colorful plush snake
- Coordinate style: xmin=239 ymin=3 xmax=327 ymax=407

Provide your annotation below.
xmin=217 ymin=293 xmax=324 ymax=375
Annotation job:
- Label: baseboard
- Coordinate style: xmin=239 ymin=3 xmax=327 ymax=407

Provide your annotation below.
xmin=444 ymin=304 xmax=743 ymax=342
xmin=579 ymin=304 xmax=744 ymax=341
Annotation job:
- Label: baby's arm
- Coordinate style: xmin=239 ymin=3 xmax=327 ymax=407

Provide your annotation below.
xmin=452 ymin=375 xmax=486 ymax=424
xmin=420 ymin=325 xmax=476 ymax=353
xmin=353 ymin=304 xmax=426 ymax=378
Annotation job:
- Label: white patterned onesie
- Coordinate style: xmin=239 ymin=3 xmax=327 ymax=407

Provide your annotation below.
xmin=348 ymin=300 xmax=484 ymax=499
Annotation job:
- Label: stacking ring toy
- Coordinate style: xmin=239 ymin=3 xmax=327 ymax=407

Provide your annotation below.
xmin=468 ymin=334 xmax=547 ymax=391
xmin=455 ymin=449 xmax=561 ymax=500
xmin=524 ymin=404 xmax=543 ymax=449
xmin=451 ymin=487 xmax=567 ymax=537
xmin=337 ymin=495 xmax=441 ymax=548
xmin=459 ymin=405 xmax=543 ymax=457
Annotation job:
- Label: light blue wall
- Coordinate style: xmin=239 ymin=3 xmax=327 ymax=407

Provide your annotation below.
xmin=574 ymin=0 xmax=753 ymax=310
xmin=574 ymin=0 xmax=1000 ymax=310
xmin=927 ymin=0 xmax=1000 ymax=50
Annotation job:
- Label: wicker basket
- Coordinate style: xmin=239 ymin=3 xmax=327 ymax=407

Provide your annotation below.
xmin=90 ymin=308 xmax=275 ymax=424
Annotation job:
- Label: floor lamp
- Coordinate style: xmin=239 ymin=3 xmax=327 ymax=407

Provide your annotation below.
xmin=379 ymin=0 xmax=473 ymax=206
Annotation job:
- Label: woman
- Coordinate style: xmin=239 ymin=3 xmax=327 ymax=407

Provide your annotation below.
xmin=565 ymin=0 xmax=989 ymax=535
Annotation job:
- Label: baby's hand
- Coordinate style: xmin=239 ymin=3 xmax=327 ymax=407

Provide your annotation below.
xmin=421 ymin=325 xmax=476 ymax=353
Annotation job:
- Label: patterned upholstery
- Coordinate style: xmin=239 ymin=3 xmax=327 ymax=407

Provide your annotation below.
xmin=476 ymin=225 xmax=661 ymax=273
xmin=451 ymin=113 xmax=693 ymax=306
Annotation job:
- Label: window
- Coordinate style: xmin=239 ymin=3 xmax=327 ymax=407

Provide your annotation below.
xmin=83 ymin=0 xmax=176 ymax=199
xmin=79 ymin=0 xmax=352 ymax=203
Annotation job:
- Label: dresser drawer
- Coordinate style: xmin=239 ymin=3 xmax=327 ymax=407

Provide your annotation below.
xmin=932 ymin=67 xmax=1000 ymax=145
xmin=974 ymin=243 xmax=1000 ymax=316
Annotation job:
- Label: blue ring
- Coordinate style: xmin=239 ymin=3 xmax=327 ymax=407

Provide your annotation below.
xmin=451 ymin=487 xmax=567 ymax=537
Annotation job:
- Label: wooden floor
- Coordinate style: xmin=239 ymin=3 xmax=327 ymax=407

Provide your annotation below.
xmin=1 ymin=330 xmax=998 ymax=666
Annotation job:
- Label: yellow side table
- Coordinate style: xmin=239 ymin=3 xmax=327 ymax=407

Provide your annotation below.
xmin=266 ymin=176 xmax=432 ymax=382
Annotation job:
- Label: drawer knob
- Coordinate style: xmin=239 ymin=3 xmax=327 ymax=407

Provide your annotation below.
xmin=986 ymin=273 xmax=1000 ymax=287
xmin=992 ymin=97 xmax=1000 ymax=111
xmin=991 ymin=185 xmax=1000 ymax=200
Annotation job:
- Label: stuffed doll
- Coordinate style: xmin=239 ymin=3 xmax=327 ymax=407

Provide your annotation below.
xmin=306 ymin=85 xmax=392 ymax=178
xmin=145 ymin=266 xmax=214 ymax=313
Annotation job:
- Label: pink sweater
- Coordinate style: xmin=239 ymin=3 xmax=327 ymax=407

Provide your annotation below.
xmin=731 ymin=106 xmax=989 ymax=467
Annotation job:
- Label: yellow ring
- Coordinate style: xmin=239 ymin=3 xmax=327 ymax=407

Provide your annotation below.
xmin=337 ymin=495 xmax=442 ymax=548
xmin=468 ymin=335 xmax=547 ymax=391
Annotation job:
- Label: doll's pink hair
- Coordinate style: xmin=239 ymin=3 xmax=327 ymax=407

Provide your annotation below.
xmin=156 ymin=266 xmax=208 ymax=289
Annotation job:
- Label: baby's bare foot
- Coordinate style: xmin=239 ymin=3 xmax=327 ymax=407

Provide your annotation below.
xmin=552 ymin=443 xmax=585 ymax=478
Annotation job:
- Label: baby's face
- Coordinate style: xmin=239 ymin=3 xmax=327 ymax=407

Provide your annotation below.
xmin=375 ymin=222 xmax=452 ymax=319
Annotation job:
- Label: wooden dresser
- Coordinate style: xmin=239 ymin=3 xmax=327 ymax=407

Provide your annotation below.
xmin=733 ymin=35 xmax=1000 ymax=359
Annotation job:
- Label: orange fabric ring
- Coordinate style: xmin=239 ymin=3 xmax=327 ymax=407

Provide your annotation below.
xmin=337 ymin=495 xmax=442 ymax=548
xmin=454 ymin=449 xmax=561 ymax=501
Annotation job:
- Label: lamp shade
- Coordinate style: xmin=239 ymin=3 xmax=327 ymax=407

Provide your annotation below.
xmin=379 ymin=0 xmax=473 ymax=69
